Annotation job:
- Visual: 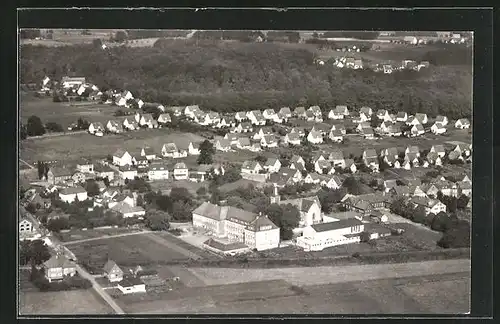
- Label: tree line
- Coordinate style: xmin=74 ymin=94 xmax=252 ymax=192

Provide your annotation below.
xmin=21 ymin=41 xmax=472 ymax=121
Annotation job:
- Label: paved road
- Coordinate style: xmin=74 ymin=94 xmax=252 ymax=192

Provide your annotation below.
xmin=20 ymin=159 xmax=35 ymax=169
xmin=74 ymin=262 xmax=125 ymax=314
xmin=63 ymin=230 xmax=154 ymax=245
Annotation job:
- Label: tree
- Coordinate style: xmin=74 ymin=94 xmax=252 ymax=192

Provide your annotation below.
xmin=342 ymin=176 xmax=364 ymax=195
xmin=437 ymin=220 xmax=470 ymax=248
xmin=425 ymin=213 xmax=436 ymax=227
xmin=20 ymin=123 xmax=28 ymax=140
xmin=170 ymin=201 xmax=192 ymax=222
xmin=20 ymin=240 xmax=51 ymax=266
xmin=144 ymin=210 xmax=170 ymax=231
xmin=77 ymin=117 xmax=90 ymax=130
xmin=45 ymin=122 xmax=64 ymax=133
xmin=169 ymin=187 xmax=193 ymax=204
xmin=136 ymin=195 xmax=144 ymax=207
xmin=196 ymin=186 xmax=207 ymax=197
xmin=46 ymin=217 xmax=70 ymax=233
xmin=126 ymin=178 xmax=151 ymax=193
xmin=26 ymin=115 xmax=46 ymax=136
xmin=431 ymin=211 xmax=449 ymax=232
xmin=370 ymin=117 xmax=379 ymax=129
xmin=197 ymin=140 xmax=215 ymax=164
xmin=457 ymin=194 xmax=469 ymax=209
xmin=263 ymin=203 xmax=300 ymax=240
xmin=84 ymin=180 xmax=100 ymax=197
xmin=317 ymin=187 xmax=347 ymax=213
xmin=412 ymin=205 xmax=427 ymax=224
xmin=390 ymin=197 xmax=407 ymax=216
xmin=37 ymin=160 xmax=45 ymax=180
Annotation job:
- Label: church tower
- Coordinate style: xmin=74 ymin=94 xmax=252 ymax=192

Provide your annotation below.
xmin=270 ymin=184 xmax=281 ymax=204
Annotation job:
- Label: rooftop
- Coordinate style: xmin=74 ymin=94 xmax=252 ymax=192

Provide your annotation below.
xmin=311 ymin=218 xmax=363 ymax=232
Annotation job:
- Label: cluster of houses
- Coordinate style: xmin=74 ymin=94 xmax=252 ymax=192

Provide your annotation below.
xmin=239 ymin=141 xmax=471 ymax=190
xmin=327 ymin=57 xmax=431 ymax=74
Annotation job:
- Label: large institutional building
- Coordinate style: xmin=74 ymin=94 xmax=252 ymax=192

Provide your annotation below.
xmin=192 ymin=202 xmax=280 ymax=251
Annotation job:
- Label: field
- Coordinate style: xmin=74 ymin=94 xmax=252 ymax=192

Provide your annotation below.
xmin=20 ymin=95 xmax=118 ymax=128
xmin=117 ymin=262 xmax=470 ymax=314
xmin=19 ymin=289 xmax=113 ymax=315
xmin=20 ymin=128 xmax=204 ymax=164
xmin=57 ymin=227 xmax=144 ymax=242
xmin=150 ymin=179 xmax=208 ymax=196
xmin=70 ymin=232 xmax=207 ymax=269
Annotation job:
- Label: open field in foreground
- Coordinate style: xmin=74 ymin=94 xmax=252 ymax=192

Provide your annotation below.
xmin=19 ymin=289 xmax=113 ymax=315
xmin=186 ymin=258 xmax=470 ymax=287
xmin=20 ymin=129 xmax=204 ymax=163
xmin=56 ymin=227 xmax=144 ymax=242
xmin=118 ymin=271 xmax=469 ymax=314
xmin=70 ymin=232 xmax=206 ymax=269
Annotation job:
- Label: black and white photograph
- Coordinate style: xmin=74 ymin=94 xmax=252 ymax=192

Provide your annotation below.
xmin=16 ymin=8 xmax=490 ymax=317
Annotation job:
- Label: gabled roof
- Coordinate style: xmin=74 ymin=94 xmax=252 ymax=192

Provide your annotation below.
xmin=279 ymin=107 xmax=292 ymax=115
xmin=363 ymin=149 xmax=378 ymax=159
xmin=265 ymin=158 xmax=280 ymax=167
xmin=242 ymin=160 xmax=261 ymax=170
xmin=412 ymin=124 xmax=425 ymax=131
xmin=216 ymin=138 xmax=231 ymax=148
xmin=286 ymin=132 xmax=300 ymax=141
xmin=308 ymin=130 xmax=322 ymax=139
xmin=103 ymin=260 xmax=122 ymax=273
xmin=113 ymin=148 xmax=130 ymax=158
xmin=280 ymin=196 xmax=321 ymax=213
xmin=261 ymin=135 xmax=277 ymax=144
xmin=163 ymin=143 xmax=178 ymax=152
xmin=244 ymin=215 xmax=279 ymax=232
xmin=50 ymin=167 xmax=73 ymax=177
xmin=396 ymin=111 xmax=408 ymax=118
xmin=436 ymin=115 xmax=448 ymax=122
xmin=311 ymin=218 xmax=363 ymax=232
xmin=328 ymin=150 xmax=344 ymax=161
xmin=294 ymin=106 xmax=306 ymax=114
xmin=60 ymin=186 xmax=86 ymax=195
xmin=44 ymin=254 xmax=75 ymax=269
xmin=290 ymin=154 xmax=304 ymax=164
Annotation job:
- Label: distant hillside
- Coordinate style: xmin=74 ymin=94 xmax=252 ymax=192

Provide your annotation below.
xmin=20 ymin=40 xmax=472 ymax=119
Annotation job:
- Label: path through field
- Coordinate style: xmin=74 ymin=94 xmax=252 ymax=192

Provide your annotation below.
xmin=143 ymin=232 xmax=203 ymax=260
xmin=62 ymin=230 xmax=154 ymax=245
xmin=19 ymin=159 xmax=35 ymax=169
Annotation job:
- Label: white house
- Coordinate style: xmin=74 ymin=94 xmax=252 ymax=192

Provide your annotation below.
xmin=148 ymin=162 xmax=169 ymax=180
xmin=376 ymin=109 xmax=392 ymax=122
xmin=415 ymin=113 xmax=428 ymax=125
xmin=88 ymin=122 xmax=105 ymax=135
xmin=215 ymin=138 xmax=231 ymax=152
xmin=431 ymin=122 xmax=447 ymax=134
xmin=307 ymin=130 xmax=323 ymax=144
xmin=188 ymin=142 xmax=201 ymax=155
xmin=455 ymin=119 xmax=471 ymax=129
xmin=396 ymin=112 xmax=408 ymax=122
xmin=113 ymin=149 xmax=133 ymax=167
xmin=106 ymin=120 xmax=124 ymax=134
xmin=329 ymin=129 xmax=343 ymax=143
xmin=264 ymin=158 xmax=282 ymax=174
xmin=158 ymin=113 xmax=172 ymax=125
xmin=241 ymin=161 xmax=263 ymax=175
xmin=118 ymin=166 xmax=138 ymax=180
xmin=173 ymin=162 xmax=189 ymax=180
xmin=122 ymin=118 xmax=139 ymax=131
xmin=284 ymin=133 xmax=301 ymax=146
xmin=262 ymin=109 xmax=276 ymax=120
xmin=324 ymin=175 xmax=343 ymax=190
xmin=296 ymin=218 xmax=364 ymax=252
xmin=435 ymin=115 xmax=449 ymax=126
xmin=246 ymin=110 xmax=266 ymax=126
xmin=260 ymin=135 xmax=278 ymax=148
xmin=117 ymin=277 xmax=147 ymax=294
xmin=59 ymin=187 xmax=88 ymax=203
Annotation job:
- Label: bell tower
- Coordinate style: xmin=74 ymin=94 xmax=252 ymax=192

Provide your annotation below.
xmin=270 ymin=184 xmax=281 ymax=204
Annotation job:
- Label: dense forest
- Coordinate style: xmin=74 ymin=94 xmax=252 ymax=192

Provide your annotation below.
xmin=20 ymin=40 xmax=472 ymax=119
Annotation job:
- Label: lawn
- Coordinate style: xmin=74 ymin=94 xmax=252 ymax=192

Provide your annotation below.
xmin=70 ymin=233 xmax=200 ymax=269
xmin=20 ymin=128 xmax=204 ymax=164
xmin=19 ymin=289 xmax=113 ymax=315
xmin=150 ymin=179 xmax=208 ymax=196
xmin=20 ymin=96 xmax=117 ymax=128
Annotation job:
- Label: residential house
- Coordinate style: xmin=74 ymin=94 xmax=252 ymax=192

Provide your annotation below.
xmin=304 ymin=173 xmax=329 ymax=185
xmin=215 ymin=138 xmax=231 ymax=152
xmin=157 ymin=113 xmax=172 ymax=125
xmin=415 ymin=113 xmax=428 ymax=125
xmin=453 ymin=143 xmax=471 ymax=157
xmin=279 ymin=107 xmax=292 ymax=119
xmin=247 ymin=110 xmax=266 ymax=126
xmin=264 ymin=158 xmax=282 ymax=174
xmin=396 ymin=112 xmax=408 ymax=122
xmin=43 ymin=254 xmax=77 ymax=282
xmin=235 ymin=122 xmax=254 ymax=133
xmin=279 ymin=196 xmax=322 ymax=227
xmin=315 ymin=159 xmax=331 ymax=174
xmin=431 ymin=122 xmax=447 ymax=134
xmin=140 ymin=147 xmax=156 ymax=161
xmin=19 ymin=217 xmax=35 ymax=237
xmin=383 ymin=64 xmax=393 ymax=74
xmin=189 ymin=172 xmax=206 ymax=183
xmin=409 ymin=124 xmax=425 ymax=137
xmin=235 ymin=111 xmax=247 ymax=122
xmin=94 ymin=164 xmax=115 ymax=181
xmin=260 ymin=135 xmax=278 ymax=148
xmin=435 ymin=115 xmax=449 ymax=126
xmin=122 ymin=117 xmax=139 ymax=131
xmin=455 ymin=118 xmax=471 ymax=129
xmin=262 ymin=109 xmax=277 ymax=120
xmin=308 ymin=106 xmax=322 ymax=118
xmin=360 ymin=107 xmax=373 ymax=118
xmin=277 ymin=167 xmax=303 ymax=183
xmin=430 ymin=145 xmax=446 ymax=158
xmin=139 ymin=113 xmax=157 ymax=129
xmin=113 ymin=149 xmax=133 ymax=167
xmin=46 ymin=167 xmax=72 ymax=185
xmin=184 ymin=105 xmax=201 ymax=119
xmin=241 ymin=161 xmax=263 ymax=175
xmin=106 ymin=120 xmax=124 ymax=134
xmin=117 ymin=276 xmax=146 ymax=294
xmin=284 ymin=132 xmax=301 ymax=146
xmin=216 ymin=116 xmax=236 ymax=128
xmin=426 ymin=152 xmax=443 ymax=166
xmin=148 ymin=162 xmax=169 ymax=180
xmin=312 ymin=153 xmax=327 ymax=164
xmin=111 ymin=201 xmax=145 ymax=218
xmin=290 ymin=155 xmax=305 ymax=168
xmin=61 ymin=76 xmax=86 ymax=89
xmin=161 ymin=143 xmax=185 ymax=159
xmin=236 ymin=137 xmax=252 ymax=150
xmin=362 ymin=127 xmax=375 ymax=139
xmin=71 ymin=171 xmax=86 ymax=184
xmin=324 ymin=175 xmax=343 ymax=190
xmin=383 ymin=179 xmax=398 ymax=193
xmin=328 ymin=150 xmax=346 ymax=169
xmin=192 ymin=202 xmax=280 ymax=251
xmin=307 ymin=130 xmax=323 ymax=144
xmin=296 ymin=218 xmax=364 ymax=251
xmin=342 ymin=193 xmax=389 ymax=215
xmin=103 ymin=260 xmax=124 ymax=282
xmin=253 ymin=127 xmax=273 ymax=141
xmin=304 ymin=110 xmax=316 ymax=122
xmin=457 ymin=181 xmax=472 ymax=197
xmin=386 ymin=123 xmax=402 ymax=137
xmin=410 ymin=197 xmax=447 ymax=215
xmin=405 ymin=146 xmax=420 ymax=157
xmin=354 ymin=59 xmax=363 ymax=69
xmin=376 ymin=109 xmax=392 ymax=121
xmin=59 ymin=186 xmax=88 ymax=203
xmin=118 ymin=166 xmax=138 ymax=180
xmin=173 ymin=162 xmax=189 ymax=180
xmin=293 ymin=106 xmax=306 ymax=118
xmin=188 ymin=142 xmax=201 ymax=155
xmin=329 ymin=129 xmax=344 ymax=143
xmin=289 ymin=127 xmax=306 ymax=137
xmin=88 ymin=122 xmax=105 ymax=135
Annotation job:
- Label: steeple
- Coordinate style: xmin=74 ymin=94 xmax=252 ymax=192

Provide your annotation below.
xmin=270 ymin=183 xmax=281 ymax=204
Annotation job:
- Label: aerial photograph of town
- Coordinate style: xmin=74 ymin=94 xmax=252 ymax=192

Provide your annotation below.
xmin=18 ymin=28 xmax=472 ymax=315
